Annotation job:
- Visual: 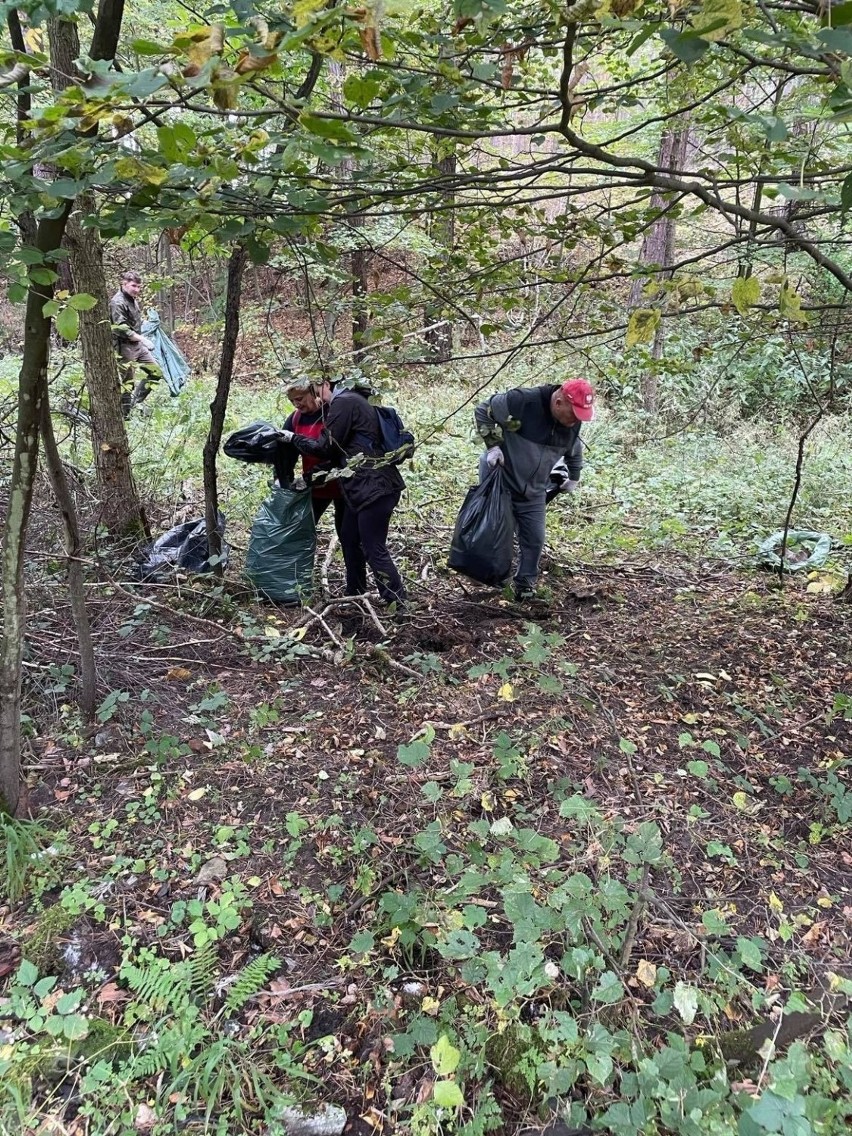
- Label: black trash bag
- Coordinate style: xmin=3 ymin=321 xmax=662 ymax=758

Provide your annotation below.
xmin=246 ymin=487 xmax=316 ymax=604
xmin=448 ymin=467 xmax=514 ymax=587
xmin=223 ymin=421 xmax=283 ymax=464
xmin=135 ymin=513 xmax=228 ymax=582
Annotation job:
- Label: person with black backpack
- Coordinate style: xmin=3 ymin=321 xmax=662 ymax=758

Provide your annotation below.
xmin=279 ymin=376 xmax=409 ymax=607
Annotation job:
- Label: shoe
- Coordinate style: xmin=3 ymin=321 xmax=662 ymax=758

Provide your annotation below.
xmin=514 ymin=586 xmax=538 ymax=603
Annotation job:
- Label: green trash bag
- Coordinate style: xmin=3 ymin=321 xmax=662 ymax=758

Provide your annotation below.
xmin=246 ymin=487 xmax=316 ymax=603
xmin=140 ymin=309 xmax=190 ymax=397
xmin=758 ymin=529 xmax=832 ymax=572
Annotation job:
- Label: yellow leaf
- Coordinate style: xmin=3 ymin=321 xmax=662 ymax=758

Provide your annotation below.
xmin=421 ymin=996 xmax=441 ymax=1016
xmin=448 ymin=723 xmax=468 ymax=740
xmin=635 ymin=959 xmax=657 ymax=988
xmin=480 ymin=791 xmax=496 ymax=813
xmin=816 ymin=896 xmax=833 ymax=909
xmin=768 ymin=892 xmax=784 ymax=913
xmin=626 ymin=308 xmax=661 ymax=348
xmin=498 ymin=682 xmax=515 ymax=702
xmin=731 ymin=275 xmax=760 ymax=315
xmin=166 ymin=666 xmax=192 ymax=680
xmin=292 ymin=0 xmax=328 ymax=27
xmin=187 ymin=787 xmax=207 ymax=801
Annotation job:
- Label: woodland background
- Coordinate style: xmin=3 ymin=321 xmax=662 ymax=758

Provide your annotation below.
xmin=0 ymin=0 xmax=851 ymax=1133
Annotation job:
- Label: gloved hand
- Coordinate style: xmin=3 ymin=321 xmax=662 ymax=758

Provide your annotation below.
xmin=486 ymin=446 xmax=504 ymax=468
xmin=292 ymin=476 xmax=308 ymax=491
xmin=279 ymin=429 xmax=295 ymax=443
xmin=560 ymin=479 xmax=580 ymax=494
xmin=140 ymin=336 xmax=155 ymax=351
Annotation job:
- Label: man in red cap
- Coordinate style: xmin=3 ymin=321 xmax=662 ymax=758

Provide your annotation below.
xmin=474 ymin=378 xmax=595 ymax=601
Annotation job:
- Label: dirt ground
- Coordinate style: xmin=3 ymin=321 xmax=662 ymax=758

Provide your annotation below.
xmin=8 ymin=538 xmax=852 ymax=1128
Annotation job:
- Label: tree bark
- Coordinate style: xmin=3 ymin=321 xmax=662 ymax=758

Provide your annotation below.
xmin=39 ymin=391 xmax=97 ymax=720
xmin=65 ymin=200 xmax=148 ymax=538
xmin=628 ymin=125 xmax=690 ymax=414
xmin=204 ymin=244 xmax=248 ymax=570
xmin=424 ymin=150 xmax=457 ymax=363
xmin=0 ymin=204 xmax=73 ymax=816
xmin=351 ymin=213 xmax=370 ymax=361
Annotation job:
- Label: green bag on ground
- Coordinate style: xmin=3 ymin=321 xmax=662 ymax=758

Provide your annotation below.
xmin=246 ymin=487 xmax=316 ymax=603
xmin=758 ymin=529 xmax=832 ymax=572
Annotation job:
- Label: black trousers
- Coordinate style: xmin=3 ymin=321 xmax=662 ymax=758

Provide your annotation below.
xmin=312 ymin=495 xmax=345 ymax=538
xmin=340 ymin=491 xmax=406 ymax=604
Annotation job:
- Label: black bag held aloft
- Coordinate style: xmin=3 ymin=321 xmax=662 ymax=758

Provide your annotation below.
xmin=135 ymin=514 xmax=229 ymax=582
xmin=245 ymin=487 xmax=316 ymax=604
xmin=223 ymin=421 xmax=283 ymax=464
xmin=448 ymin=467 xmax=513 ymax=587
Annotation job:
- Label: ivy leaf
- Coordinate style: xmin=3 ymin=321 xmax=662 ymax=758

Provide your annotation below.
xmin=732 ymin=276 xmax=760 ymax=315
xmin=432 ymin=1079 xmax=464 ymax=1108
xmin=55 ymin=306 xmax=80 ymax=341
xmin=430 ymin=1034 xmax=461 ymax=1075
xmin=673 ymin=981 xmax=698 ymax=1025
xmin=626 ymin=307 xmax=661 ymax=347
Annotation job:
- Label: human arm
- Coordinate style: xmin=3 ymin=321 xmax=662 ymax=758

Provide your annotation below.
xmin=563 ymin=433 xmax=583 ymax=482
xmin=109 ymin=294 xmax=140 ymax=343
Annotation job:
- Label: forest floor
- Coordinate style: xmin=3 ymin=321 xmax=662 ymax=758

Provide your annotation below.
xmin=6 ymin=529 xmax=852 ymax=1134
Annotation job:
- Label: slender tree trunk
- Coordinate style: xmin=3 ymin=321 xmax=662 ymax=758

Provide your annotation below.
xmin=424 ymin=150 xmax=457 ymax=363
xmin=65 ymin=201 xmax=148 ymax=538
xmin=0 ymin=205 xmax=73 ymax=815
xmin=628 ymin=125 xmax=690 ymax=413
xmin=39 ymin=392 xmax=97 ymax=720
xmin=204 ymin=245 xmax=248 ymax=570
xmin=351 ymin=214 xmax=370 ymax=361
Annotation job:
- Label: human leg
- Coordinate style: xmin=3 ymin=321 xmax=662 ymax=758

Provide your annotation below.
xmin=340 ymin=505 xmax=368 ymax=596
xmin=356 ymin=493 xmax=406 ymax=604
xmin=512 ymin=494 xmax=546 ymax=592
xmin=312 ymin=497 xmax=331 ymax=525
xmin=130 ymin=346 xmax=163 ymax=408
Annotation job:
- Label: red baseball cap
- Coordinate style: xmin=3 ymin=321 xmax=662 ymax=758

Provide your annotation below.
xmin=561 ymin=378 xmax=596 ymax=421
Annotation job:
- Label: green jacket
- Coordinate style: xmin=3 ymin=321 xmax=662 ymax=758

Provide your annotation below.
xmin=109 ymin=288 xmax=142 ymax=343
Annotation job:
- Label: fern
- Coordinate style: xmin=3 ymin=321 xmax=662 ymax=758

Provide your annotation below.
xmin=121 ymin=942 xmax=218 ymax=1016
xmin=125 ymin=1016 xmax=207 ymax=1080
xmin=224 ymin=953 xmax=281 ymax=1014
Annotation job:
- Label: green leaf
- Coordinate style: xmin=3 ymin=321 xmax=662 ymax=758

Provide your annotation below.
xmin=584 ymin=1050 xmax=613 ymax=1085
xmin=68 ymin=293 xmax=98 ymax=311
xmin=686 ymin=760 xmax=709 ymax=777
xmin=432 ymin=1080 xmax=464 ymax=1108
xmin=659 ymin=27 xmax=711 ymax=63
xmin=348 ymin=930 xmax=375 ymax=954
xmin=702 ymin=739 xmax=721 ymax=757
xmin=299 ymin=113 xmax=360 ymax=144
xmin=55 ymin=306 xmax=80 ymax=341
xmin=16 ymin=959 xmax=39 ymax=987
xmin=591 ymin=970 xmax=624 ymax=1005
xmin=559 ymin=794 xmax=600 ymax=822
xmin=430 ymin=1034 xmax=461 ymax=1076
xmin=702 ymin=909 xmax=729 ymax=935
xmin=673 ymin=981 xmax=698 ymax=1025
xmin=732 ymin=276 xmax=760 ymax=315
xmin=55 ymin=990 xmax=84 ymax=1014
xmin=397 ymin=727 xmax=434 ymax=767
xmin=29 ymin=268 xmax=59 ymax=285
xmin=63 ymin=1014 xmax=90 ymax=1041
xmin=626 ymin=308 xmax=661 ymax=348
xmin=736 ymin=936 xmax=763 ymax=971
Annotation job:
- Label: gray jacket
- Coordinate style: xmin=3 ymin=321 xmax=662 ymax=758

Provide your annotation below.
xmin=109 ymin=288 xmax=141 ymax=344
xmin=475 ymin=384 xmax=584 ymax=499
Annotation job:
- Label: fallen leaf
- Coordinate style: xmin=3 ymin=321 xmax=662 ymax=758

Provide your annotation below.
xmin=635 ymin=959 xmax=657 ymax=988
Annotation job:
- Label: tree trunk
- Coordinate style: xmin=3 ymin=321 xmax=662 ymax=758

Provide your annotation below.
xmin=0 ymin=205 xmax=73 ymax=816
xmin=351 ymin=213 xmax=370 ymax=361
xmin=204 ymin=245 xmax=248 ymax=570
xmin=65 ymin=200 xmax=148 ymax=538
xmin=628 ymin=126 xmax=690 ymax=413
xmin=424 ymin=150 xmax=457 ymax=363
xmin=39 ymin=392 xmax=98 ymax=720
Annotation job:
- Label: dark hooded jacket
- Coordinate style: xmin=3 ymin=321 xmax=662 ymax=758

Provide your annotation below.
xmin=474 ymin=384 xmax=584 ymax=499
xmin=288 ymin=388 xmax=404 ymax=511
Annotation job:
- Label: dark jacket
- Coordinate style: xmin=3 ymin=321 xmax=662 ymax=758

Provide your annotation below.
xmin=474 ymin=384 xmax=584 ymax=499
xmin=109 ymin=288 xmax=142 ymax=344
xmin=289 ymin=389 xmax=404 ymax=511
xmin=275 ymin=409 xmax=341 ymax=500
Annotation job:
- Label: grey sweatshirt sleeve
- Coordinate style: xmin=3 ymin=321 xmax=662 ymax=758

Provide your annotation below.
xmin=564 ymin=434 xmax=583 ymax=481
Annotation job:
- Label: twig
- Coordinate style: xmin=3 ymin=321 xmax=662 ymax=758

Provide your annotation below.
xmin=320 ymin=531 xmax=339 ymax=598
xmin=755 ymin=1012 xmax=785 ymax=1091
xmin=619 ymin=863 xmax=651 ymax=970
xmin=303 ymin=605 xmax=346 ymax=650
